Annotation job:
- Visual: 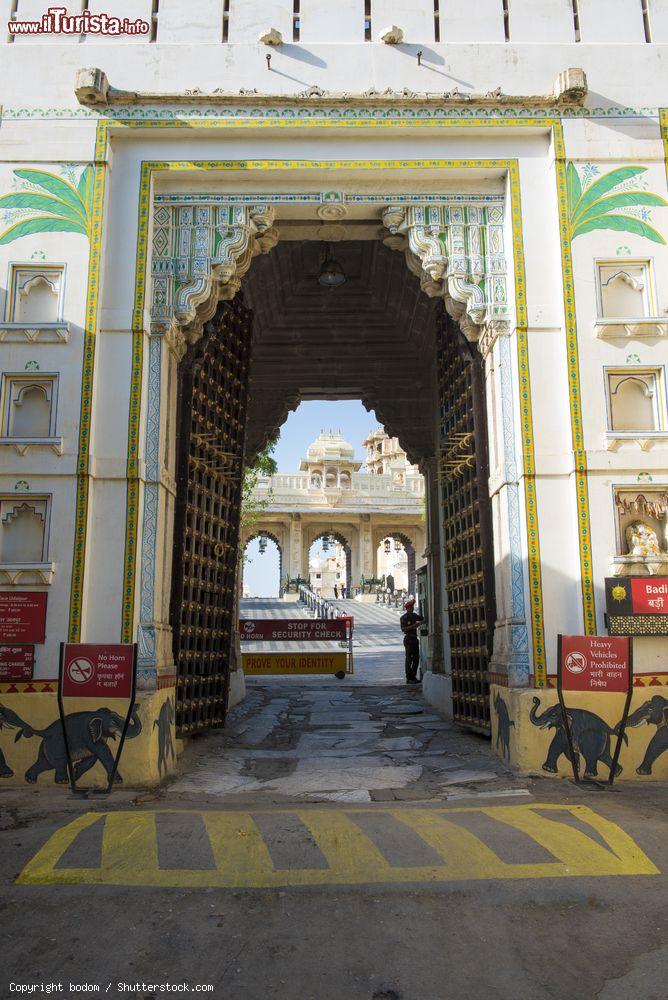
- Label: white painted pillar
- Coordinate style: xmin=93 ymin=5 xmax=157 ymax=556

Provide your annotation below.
xmin=578 ymin=0 xmax=645 ymax=41
xmin=300 ymin=0 xmax=364 ymax=42
xmin=438 ymin=0 xmax=505 ymax=42
xmin=227 ymin=0 xmax=293 ymax=42
xmin=371 ymin=0 xmax=434 ymax=41
xmin=156 ymin=0 xmax=224 ymax=43
xmin=507 ymin=0 xmax=575 ymax=42
xmin=648 ymin=0 xmax=668 ymax=41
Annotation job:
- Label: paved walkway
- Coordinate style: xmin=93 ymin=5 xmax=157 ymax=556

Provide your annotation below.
xmin=2 ymin=596 xmax=667 ymax=1000
xmin=240 ymin=597 xmax=407 ymax=684
xmin=172 ymin=683 xmax=520 ymax=802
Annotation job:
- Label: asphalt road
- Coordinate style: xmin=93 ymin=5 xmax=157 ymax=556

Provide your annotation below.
xmin=2 ymin=601 xmax=667 ymax=1000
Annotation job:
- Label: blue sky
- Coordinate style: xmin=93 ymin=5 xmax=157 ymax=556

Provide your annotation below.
xmin=244 ymin=400 xmax=379 ymax=597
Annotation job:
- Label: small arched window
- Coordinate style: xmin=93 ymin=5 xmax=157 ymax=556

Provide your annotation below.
xmin=598 ymin=263 xmax=651 ymax=318
xmin=0 ymin=500 xmax=47 ymax=563
xmin=608 ymin=371 xmax=661 ymax=432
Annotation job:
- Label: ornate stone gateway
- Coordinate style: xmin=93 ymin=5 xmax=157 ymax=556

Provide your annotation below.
xmin=170 ymin=297 xmax=252 ymax=735
xmin=437 ymin=309 xmax=496 ymax=732
xmin=147 ymin=189 xmax=525 ymax=739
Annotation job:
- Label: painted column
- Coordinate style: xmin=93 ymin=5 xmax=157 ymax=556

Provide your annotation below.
xmin=137 ymin=324 xmax=184 ymax=689
xmin=359 ymin=514 xmax=374 ymax=581
xmin=479 ymin=320 xmax=531 ymax=687
xmin=423 ymin=456 xmax=445 ymax=673
xmin=289 ymin=513 xmax=303 ymax=580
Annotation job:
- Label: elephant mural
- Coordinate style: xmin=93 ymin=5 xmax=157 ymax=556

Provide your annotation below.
xmin=154 ymin=697 xmax=175 ymax=776
xmin=626 ymin=696 xmax=668 ymax=776
xmin=530 ymin=697 xmax=625 ymax=780
xmin=0 ymin=703 xmax=29 ymax=777
xmin=493 ymin=692 xmax=514 ymax=760
xmin=0 ymin=703 xmax=142 ymax=784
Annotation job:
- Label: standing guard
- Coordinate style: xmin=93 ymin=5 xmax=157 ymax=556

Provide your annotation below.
xmin=400 ymin=598 xmax=423 ymax=685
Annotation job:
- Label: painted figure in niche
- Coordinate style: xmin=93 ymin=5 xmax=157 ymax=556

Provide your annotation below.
xmin=154 ymin=697 xmax=176 ymax=776
xmin=625 ymin=696 xmax=668 ymax=775
xmin=529 ymin=698 xmax=625 ymax=779
xmin=625 ymin=520 xmax=662 ymax=559
xmin=493 ymin=692 xmax=514 ymax=760
xmin=0 ymin=703 xmax=142 ymax=784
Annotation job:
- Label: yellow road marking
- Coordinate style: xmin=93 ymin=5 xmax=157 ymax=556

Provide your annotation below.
xmin=16 ymin=804 xmax=659 ymax=888
xmin=101 ymin=813 xmax=159 ymax=877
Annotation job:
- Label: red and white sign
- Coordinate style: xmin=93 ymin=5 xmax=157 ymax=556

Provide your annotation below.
xmin=239 ymin=618 xmax=349 ymax=642
xmin=560 ymin=635 xmax=631 ymax=693
xmin=61 ymin=644 xmax=135 ymax=699
xmin=0 ymin=645 xmax=35 ymax=680
xmin=630 ymin=578 xmax=668 ymax=614
xmin=0 ymin=592 xmax=48 ymax=643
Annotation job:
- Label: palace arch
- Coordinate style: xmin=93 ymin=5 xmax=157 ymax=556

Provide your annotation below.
xmin=138 ymin=188 xmax=528 ymax=738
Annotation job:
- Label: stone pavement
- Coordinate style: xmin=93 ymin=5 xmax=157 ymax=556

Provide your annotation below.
xmin=2 ymin=597 xmax=668 ymax=1000
xmin=240 ymin=597 xmax=406 ymax=684
xmin=173 ymin=683 xmax=522 ymax=802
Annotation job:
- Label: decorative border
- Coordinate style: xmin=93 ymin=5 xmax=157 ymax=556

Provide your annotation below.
xmin=116 ymin=146 xmax=547 ymax=686
xmin=67 ymin=122 xmax=107 ymax=641
xmin=553 ymin=122 xmax=596 ymax=634
xmin=1 ymin=105 xmax=661 ymax=123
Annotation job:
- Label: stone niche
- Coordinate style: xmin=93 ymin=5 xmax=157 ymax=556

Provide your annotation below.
xmin=612 ymin=488 xmax=668 ymax=576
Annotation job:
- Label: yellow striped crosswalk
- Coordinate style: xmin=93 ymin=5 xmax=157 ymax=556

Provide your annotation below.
xmin=17 ymin=804 xmax=658 ymax=888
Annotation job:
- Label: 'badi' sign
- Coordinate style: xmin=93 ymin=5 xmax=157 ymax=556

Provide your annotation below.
xmin=559 ymin=635 xmax=631 ymax=694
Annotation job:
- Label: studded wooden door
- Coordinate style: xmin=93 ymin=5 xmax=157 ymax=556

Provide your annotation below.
xmin=170 ymin=296 xmax=252 ymax=736
xmin=437 ymin=309 xmax=496 ymax=733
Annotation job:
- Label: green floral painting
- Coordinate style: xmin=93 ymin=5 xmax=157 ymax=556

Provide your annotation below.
xmin=0 ymin=165 xmax=93 ymax=245
xmin=567 ymin=163 xmax=667 ymax=244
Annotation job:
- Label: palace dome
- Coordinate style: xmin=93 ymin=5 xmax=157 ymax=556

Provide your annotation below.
xmin=301 ymin=430 xmax=358 ymax=466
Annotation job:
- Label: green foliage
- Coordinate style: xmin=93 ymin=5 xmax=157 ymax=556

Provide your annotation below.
xmin=567 ymin=163 xmax=667 ymax=244
xmin=240 ymin=436 xmax=279 ymax=546
xmin=0 ymin=166 xmax=94 ymax=245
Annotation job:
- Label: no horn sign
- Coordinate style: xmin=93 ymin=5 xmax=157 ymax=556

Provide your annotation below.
xmin=61 ymin=644 xmax=135 ymax=699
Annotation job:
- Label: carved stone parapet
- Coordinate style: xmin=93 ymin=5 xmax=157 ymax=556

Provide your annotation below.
xmin=382 ymin=202 xmax=508 ymax=336
xmin=151 ymin=202 xmax=278 ymax=339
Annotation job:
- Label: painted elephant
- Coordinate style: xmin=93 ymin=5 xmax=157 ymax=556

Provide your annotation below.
xmin=154 ymin=697 xmax=175 ymax=776
xmin=493 ymin=692 xmax=515 ymax=760
xmin=625 ymin=696 xmax=668 ymax=775
xmin=0 ymin=703 xmax=30 ymax=777
xmin=529 ymin=697 xmax=625 ymax=779
xmin=1 ymin=704 xmax=142 ymax=784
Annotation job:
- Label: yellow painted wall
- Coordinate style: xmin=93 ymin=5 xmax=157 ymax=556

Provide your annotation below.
xmin=0 ymin=686 xmax=177 ymax=788
xmin=491 ymin=683 xmax=668 ymax=781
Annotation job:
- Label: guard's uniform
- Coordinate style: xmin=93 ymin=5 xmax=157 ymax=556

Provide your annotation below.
xmin=400 ymin=609 xmax=424 ymax=682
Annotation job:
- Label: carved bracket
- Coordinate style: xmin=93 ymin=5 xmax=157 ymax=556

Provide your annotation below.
xmin=382 ymin=203 xmax=508 ymax=342
xmin=151 ymin=203 xmax=278 ymax=338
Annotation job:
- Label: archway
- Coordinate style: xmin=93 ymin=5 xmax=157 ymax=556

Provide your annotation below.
xmin=308 ymin=530 xmax=352 ymax=598
xmin=162 ymin=227 xmax=510 ymax=737
xmin=242 ymin=530 xmax=282 ymax=598
xmin=376 ymin=531 xmax=417 ymax=597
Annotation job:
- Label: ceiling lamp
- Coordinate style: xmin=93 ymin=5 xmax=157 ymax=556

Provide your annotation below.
xmin=317 ymin=243 xmax=346 ymax=288
xmin=384 ymin=538 xmax=391 ymax=554
xmin=259 ymin=535 xmax=267 ymax=555
xmin=322 ymin=536 xmax=330 ymax=553
xmin=394 ymin=539 xmax=401 ymax=552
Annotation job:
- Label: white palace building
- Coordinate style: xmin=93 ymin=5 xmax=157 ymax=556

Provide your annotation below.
xmin=241 ymin=429 xmax=426 ymax=597
xmin=1 ymin=0 xmax=668 ymax=785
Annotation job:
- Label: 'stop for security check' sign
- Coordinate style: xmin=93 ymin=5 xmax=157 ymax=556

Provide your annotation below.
xmin=239 ymin=618 xmax=348 ymax=642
